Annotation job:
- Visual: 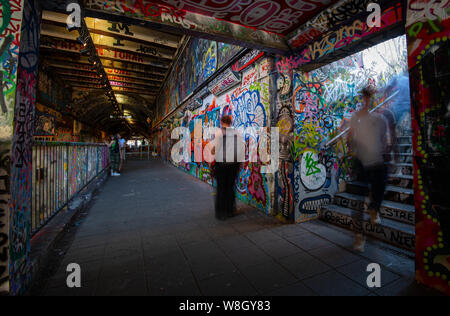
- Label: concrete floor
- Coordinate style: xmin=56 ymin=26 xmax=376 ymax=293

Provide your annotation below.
xmin=37 ymin=159 xmax=434 ymax=296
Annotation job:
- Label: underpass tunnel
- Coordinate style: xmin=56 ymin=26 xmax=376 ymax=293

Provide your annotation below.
xmin=0 ymin=0 xmax=449 ymax=296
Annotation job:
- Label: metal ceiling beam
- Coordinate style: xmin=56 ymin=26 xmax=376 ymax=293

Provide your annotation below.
xmin=42 ymin=23 xmax=176 ymax=60
xmin=81 ymin=1 xmax=290 ymax=55
xmin=40 ymin=53 xmax=168 ymax=78
xmin=42 ymin=11 xmax=182 ymax=49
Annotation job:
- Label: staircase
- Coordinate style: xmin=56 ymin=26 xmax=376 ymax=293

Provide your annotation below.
xmin=320 ymin=136 xmax=416 ymax=252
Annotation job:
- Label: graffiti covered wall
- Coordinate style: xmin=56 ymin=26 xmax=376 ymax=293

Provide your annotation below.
xmin=405 ymin=0 xmax=450 ymax=295
xmin=156 ymin=37 xmax=242 ymax=121
xmin=274 ymin=35 xmax=410 ymax=223
xmin=0 ymin=0 xmax=25 ymax=294
xmin=9 ymin=0 xmax=41 ymax=295
xmin=160 ymin=53 xmax=276 ymax=214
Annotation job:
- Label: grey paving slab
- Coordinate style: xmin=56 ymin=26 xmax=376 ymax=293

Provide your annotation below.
xmin=146 ymin=265 xmax=201 ymax=296
xmin=61 ymin=245 xmax=105 ymax=264
xmin=37 ymin=159 xmax=418 ymax=296
xmin=303 ymin=270 xmax=371 ymax=296
xmin=285 ymin=232 xmax=333 ymax=251
xmin=214 ymin=234 xmax=255 ymax=253
xmin=308 ymin=244 xmax=361 ymax=268
xmin=198 ymin=272 xmax=258 ymax=296
xmin=278 ymin=252 xmax=333 ymax=280
xmin=270 ymin=225 xmax=309 ymax=238
xmin=239 ymin=261 xmax=297 ymax=294
xmin=257 ymin=239 xmax=304 ymax=259
xmin=226 ymin=245 xmax=274 ymax=269
xmin=95 ymin=274 xmax=148 ymax=296
xmin=43 ymin=281 xmax=97 ymax=296
xmin=267 ymin=281 xmax=318 ymax=296
xmin=190 ymin=256 xmax=239 ymax=281
xmin=243 ymin=229 xmax=284 ymax=245
xmin=374 ymin=277 xmax=443 ymax=296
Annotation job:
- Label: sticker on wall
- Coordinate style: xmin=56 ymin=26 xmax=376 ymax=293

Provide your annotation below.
xmin=208 ymin=68 xmax=241 ymax=96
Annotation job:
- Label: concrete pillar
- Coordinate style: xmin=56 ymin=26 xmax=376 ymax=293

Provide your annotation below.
xmin=0 ymin=0 xmax=26 ymax=295
xmin=405 ymin=0 xmax=450 ymax=295
xmin=0 ymin=0 xmax=41 ymax=295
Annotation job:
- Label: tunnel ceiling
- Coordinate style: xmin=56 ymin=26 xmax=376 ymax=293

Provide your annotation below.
xmin=80 ymin=0 xmax=337 ymax=54
xmin=39 ymin=10 xmax=185 ymax=136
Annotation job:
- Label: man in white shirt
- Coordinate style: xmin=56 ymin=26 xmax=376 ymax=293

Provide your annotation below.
xmin=348 ymin=87 xmax=390 ymax=252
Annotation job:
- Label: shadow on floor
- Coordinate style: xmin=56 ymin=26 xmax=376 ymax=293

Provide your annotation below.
xmin=32 ymin=159 xmax=438 ymax=296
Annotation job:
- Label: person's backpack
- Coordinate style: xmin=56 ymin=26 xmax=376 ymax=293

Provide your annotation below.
xmin=112 ymin=139 xmax=120 ymax=154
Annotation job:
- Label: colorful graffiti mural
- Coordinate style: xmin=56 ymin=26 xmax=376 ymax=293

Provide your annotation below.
xmin=82 ymin=0 xmax=328 ymax=52
xmin=289 ymin=0 xmax=380 ymax=49
xmin=160 ymin=56 xmax=275 ymax=214
xmin=405 ymin=0 xmax=450 ymax=295
xmin=282 ymin=1 xmax=404 ymax=72
xmin=0 ymin=0 xmax=25 ymax=294
xmin=285 ymin=35 xmax=410 ymax=223
xmin=9 ymin=0 xmax=41 ymax=295
xmin=156 ymin=37 xmax=236 ymax=120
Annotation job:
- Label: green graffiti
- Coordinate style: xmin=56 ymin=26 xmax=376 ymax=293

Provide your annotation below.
xmin=304 ymin=152 xmax=321 ymax=176
xmin=0 ymin=0 xmax=12 ymax=36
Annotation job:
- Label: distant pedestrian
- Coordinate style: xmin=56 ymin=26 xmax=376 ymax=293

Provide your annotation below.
xmin=106 ymin=134 xmax=121 ymax=177
xmin=212 ymin=115 xmax=244 ymax=220
xmin=348 ymin=87 xmax=390 ymax=252
xmin=118 ymin=135 xmax=126 ymax=171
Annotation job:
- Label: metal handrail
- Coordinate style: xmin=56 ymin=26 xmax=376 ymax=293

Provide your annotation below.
xmin=33 ymin=140 xmax=106 ymax=146
xmin=31 ymin=142 xmax=110 ymax=235
xmin=325 ymin=90 xmax=400 ymax=148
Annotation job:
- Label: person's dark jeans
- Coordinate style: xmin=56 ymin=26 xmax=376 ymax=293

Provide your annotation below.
xmin=353 ymin=160 xmax=387 ymax=234
xmin=215 ymin=162 xmax=240 ymax=220
xmin=110 ymin=152 xmax=120 ymax=173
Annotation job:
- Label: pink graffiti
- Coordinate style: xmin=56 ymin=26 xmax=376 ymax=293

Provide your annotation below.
xmin=276 ymin=54 xmax=311 ymax=74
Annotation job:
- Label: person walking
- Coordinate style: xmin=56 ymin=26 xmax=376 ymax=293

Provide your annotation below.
xmin=348 ymin=87 xmax=391 ymax=252
xmin=212 ymin=115 xmax=244 ymax=220
xmin=106 ymin=134 xmax=121 ymax=177
xmin=118 ymin=134 xmax=126 ymax=172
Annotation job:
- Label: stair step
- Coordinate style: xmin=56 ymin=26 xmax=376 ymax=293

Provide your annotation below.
xmin=334 ymin=192 xmax=415 ymax=225
xmin=349 ymin=182 xmax=414 ymax=195
xmin=386 ymin=162 xmax=413 ymax=167
xmin=320 ymin=204 xmax=415 ymax=251
xmin=391 ymin=153 xmax=413 ymax=156
xmin=388 ymin=174 xmax=414 ymax=180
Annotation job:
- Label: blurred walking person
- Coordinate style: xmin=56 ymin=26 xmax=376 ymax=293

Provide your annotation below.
xmin=211 ymin=115 xmax=244 ymax=220
xmin=106 ymin=134 xmax=121 ymax=177
xmin=348 ymin=87 xmax=391 ymax=252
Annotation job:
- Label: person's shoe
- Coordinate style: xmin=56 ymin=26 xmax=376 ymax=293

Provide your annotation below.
xmin=113 ymin=172 xmax=121 ymax=177
xmin=368 ymin=209 xmax=381 ymax=225
xmin=353 ymin=233 xmax=366 ymax=253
